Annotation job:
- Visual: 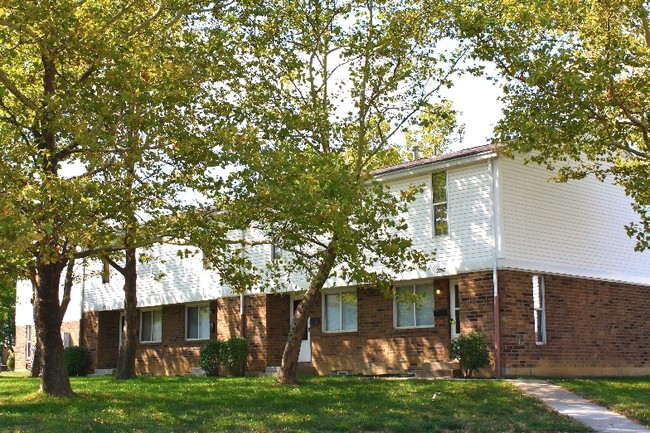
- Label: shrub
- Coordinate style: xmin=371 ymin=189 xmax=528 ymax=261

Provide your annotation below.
xmin=219 ymin=338 xmax=248 ymax=376
xmin=449 ymin=331 xmax=491 ymax=378
xmin=64 ymin=346 xmax=88 ymax=376
xmin=6 ymin=351 xmax=15 ymax=371
xmin=198 ymin=340 xmax=221 ymax=376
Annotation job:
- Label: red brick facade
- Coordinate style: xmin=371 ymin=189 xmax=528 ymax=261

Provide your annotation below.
xmin=15 ymin=320 xmax=80 ymax=371
xmin=84 ymin=302 xmax=216 ymax=376
xmin=498 ymin=270 xmax=650 ymax=376
xmin=18 ymin=271 xmax=650 ymax=377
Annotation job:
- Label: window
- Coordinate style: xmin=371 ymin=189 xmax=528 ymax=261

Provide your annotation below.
xmin=61 ymin=332 xmax=72 ymax=348
xmin=432 ymin=172 xmax=448 ymax=236
xmin=186 ymin=304 xmax=210 ymax=340
xmin=101 ymin=259 xmax=110 ymax=284
xmin=324 ymin=290 xmax=357 ymax=332
xmin=25 ymin=326 xmax=32 ymax=360
xmin=532 ymin=275 xmax=546 ymax=344
xmin=395 ymin=284 xmax=435 ymax=328
xmin=271 ymin=243 xmax=283 ymax=261
xmin=140 ymin=308 xmax=162 ymax=343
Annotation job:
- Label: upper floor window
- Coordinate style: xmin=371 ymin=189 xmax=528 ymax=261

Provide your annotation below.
xmin=395 ymin=284 xmax=435 ymax=328
xmin=186 ymin=304 xmax=210 ymax=341
xmin=271 ymin=243 xmax=283 ymax=261
xmin=140 ymin=308 xmax=162 ymax=343
xmin=432 ymin=172 xmax=448 ymax=236
xmin=532 ymin=276 xmax=546 ymax=344
xmin=101 ymin=259 xmax=110 ymax=284
xmin=323 ymin=289 xmax=357 ymax=332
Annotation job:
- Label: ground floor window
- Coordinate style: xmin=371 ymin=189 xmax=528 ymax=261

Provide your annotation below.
xmin=395 ymin=284 xmax=435 ymax=328
xmin=324 ymin=289 xmax=357 ymax=332
xmin=186 ymin=304 xmax=210 ymax=340
xmin=532 ymin=275 xmax=546 ymax=344
xmin=140 ymin=308 xmax=162 ymax=343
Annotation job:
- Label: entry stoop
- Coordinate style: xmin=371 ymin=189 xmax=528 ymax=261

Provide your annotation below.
xmin=262 ymin=366 xmax=280 ymax=377
xmin=184 ymin=367 xmax=206 ymax=377
xmin=414 ymin=361 xmax=460 ymax=378
xmin=88 ymin=368 xmax=114 ymax=377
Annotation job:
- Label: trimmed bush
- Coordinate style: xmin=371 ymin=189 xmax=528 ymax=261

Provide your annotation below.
xmin=64 ymin=346 xmax=88 ymax=376
xmin=198 ymin=340 xmax=221 ymax=376
xmin=220 ymin=338 xmax=248 ymax=376
xmin=449 ymin=331 xmax=491 ymax=378
xmin=6 ymin=351 xmax=15 ymax=371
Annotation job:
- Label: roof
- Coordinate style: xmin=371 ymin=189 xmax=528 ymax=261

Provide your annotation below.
xmin=371 ymin=143 xmax=503 ymax=176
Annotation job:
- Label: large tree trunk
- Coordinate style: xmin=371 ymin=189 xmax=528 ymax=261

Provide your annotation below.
xmin=115 ymin=247 xmax=138 ymax=379
xmin=277 ymin=243 xmax=337 ymax=385
xmin=33 ymin=260 xmax=73 ymax=396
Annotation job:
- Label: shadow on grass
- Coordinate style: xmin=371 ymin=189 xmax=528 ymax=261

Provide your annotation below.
xmin=0 ymin=376 xmax=590 ymax=433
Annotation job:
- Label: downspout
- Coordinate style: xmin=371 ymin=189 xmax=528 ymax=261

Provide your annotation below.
xmin=239 ymin=230 xmax=247 ymax=376
xmin=490 ymin=158 xmax=502 ymax=378
xmin=80 ymin=262 xmax=86 ymax=347
xmin=239 ymin=229 xmax=246 ymax=340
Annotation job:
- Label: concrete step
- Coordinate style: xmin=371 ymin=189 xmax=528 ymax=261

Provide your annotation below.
xmin=88 ymin=368 xmax=114 ymax=377
xmin=264 ymin=366 xmax=280 ymax=376
xmin=183 ymin=367 xmax=206 ymax=377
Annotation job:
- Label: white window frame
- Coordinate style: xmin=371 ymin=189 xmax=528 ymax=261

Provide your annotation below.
xmin=532 ymin=275 xmax=546 ymax=345
xmin=431 ymin=171 xmax=448 ymax=237
xmin=394 ymin=284 xmax=436 ymax=329
xmin=322 ymin=289 xmax=358 ymax=333
xmin=101 ymin=259 xmax=110 ymax=284
xmin=185 ymin=303 xmax=211 ymax=341
xmin=25 ymin=325 xmax=32 ymax=360
xmin=271 ymin=243 xmax=283 ymax=261
xmin=140 ymin=308 xmax=162 ymax=344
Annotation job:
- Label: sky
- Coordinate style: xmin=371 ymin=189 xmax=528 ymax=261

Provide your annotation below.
xmin=443 ymin=71 xmax=504 ymax=152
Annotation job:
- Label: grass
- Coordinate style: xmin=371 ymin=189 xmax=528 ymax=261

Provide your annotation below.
xmin=0 ymin=374 xmax=589 ymax=433
xmin=552 ymin=377 xmax=650 ymax=427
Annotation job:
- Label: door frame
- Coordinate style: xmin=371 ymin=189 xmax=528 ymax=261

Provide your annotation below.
xmin=449 ymin=279 xmax=461 ymax=339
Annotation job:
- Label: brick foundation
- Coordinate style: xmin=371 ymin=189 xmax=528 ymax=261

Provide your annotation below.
xmin=499 ymin=270 xmax=650 ymax=377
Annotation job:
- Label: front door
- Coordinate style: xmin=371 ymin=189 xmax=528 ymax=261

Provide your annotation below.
xmin=291 ymin=296 xmax=311 ymax=362
xmin=450 ymin=280 xmax=461 ymax=339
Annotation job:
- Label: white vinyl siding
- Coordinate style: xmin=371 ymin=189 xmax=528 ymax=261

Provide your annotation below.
xmin=186 ymin=304 xmax=210 ymax=340
xmin=532 ymin=275 xmax=546 ymax=344
xmin=386 ymin=161 xmax=496 ymax=277
xmin=324 ymin=290 xmax=357 ymax=332
xmin=395 ymin=284 xmax=435 ymax=328
xmin=140 ymin=308 xmax=162 ymax=343
xmin=499 ymin=156 xmax=650 ymax=284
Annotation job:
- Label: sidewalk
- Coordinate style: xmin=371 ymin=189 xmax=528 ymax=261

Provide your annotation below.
xmin=509 ymin=379 xmax=650 ymax=433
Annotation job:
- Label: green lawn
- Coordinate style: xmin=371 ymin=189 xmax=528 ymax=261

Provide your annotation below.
xmin=0 ymin=374 xmax=589 ymax=433
xmin=552 ymin=377 xmax=650 ymax=427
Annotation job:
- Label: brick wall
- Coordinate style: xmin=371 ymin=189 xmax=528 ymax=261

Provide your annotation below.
xmin=265 ymin=279 xmax=453 ymax=376
xmin=13 ymin=325 xmax=33 ymax=371
xmin=15 ymin=320 xmax=81 ymax=371
xmin=83 ymin=302 xmax=217 ymax=376
xmin=499 ymin=270 xmax=650 ymax=376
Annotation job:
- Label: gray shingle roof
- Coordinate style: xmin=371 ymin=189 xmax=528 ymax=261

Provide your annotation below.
xmin=371 ymin=143 xmax=502 ymax=176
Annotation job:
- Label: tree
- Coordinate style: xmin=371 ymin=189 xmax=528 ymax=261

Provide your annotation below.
xmin=198 ymin=0 xmax=465 ymax=384
xmin=0 ymin=1 xmax=226 ymax=396
xmin=0 ymin=271 xmax=15 ymax=351
xmin=375 ymin=100 xmax=465 ymax=168
xmin=456 ymin=0 xmax=650 ymax=250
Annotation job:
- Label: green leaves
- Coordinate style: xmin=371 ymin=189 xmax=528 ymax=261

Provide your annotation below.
xmin=457 ymin=0 xmax=650 ymax=250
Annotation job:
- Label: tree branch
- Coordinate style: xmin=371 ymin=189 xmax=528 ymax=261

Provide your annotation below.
xmin=0 ymin=68 xmax=38 ymax=110
xmin=58 ymin=258 xmax=75 ymax=323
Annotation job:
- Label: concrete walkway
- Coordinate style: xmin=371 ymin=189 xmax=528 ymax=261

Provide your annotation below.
xmin=509 ymin=379 xmax=650 ymax=433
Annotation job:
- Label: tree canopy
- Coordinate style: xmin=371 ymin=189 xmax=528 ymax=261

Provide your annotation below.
xmin=456 ymin=0 xmax=650 ymax=250
xmin=193 ymin=0 xmax=464 ymax=384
